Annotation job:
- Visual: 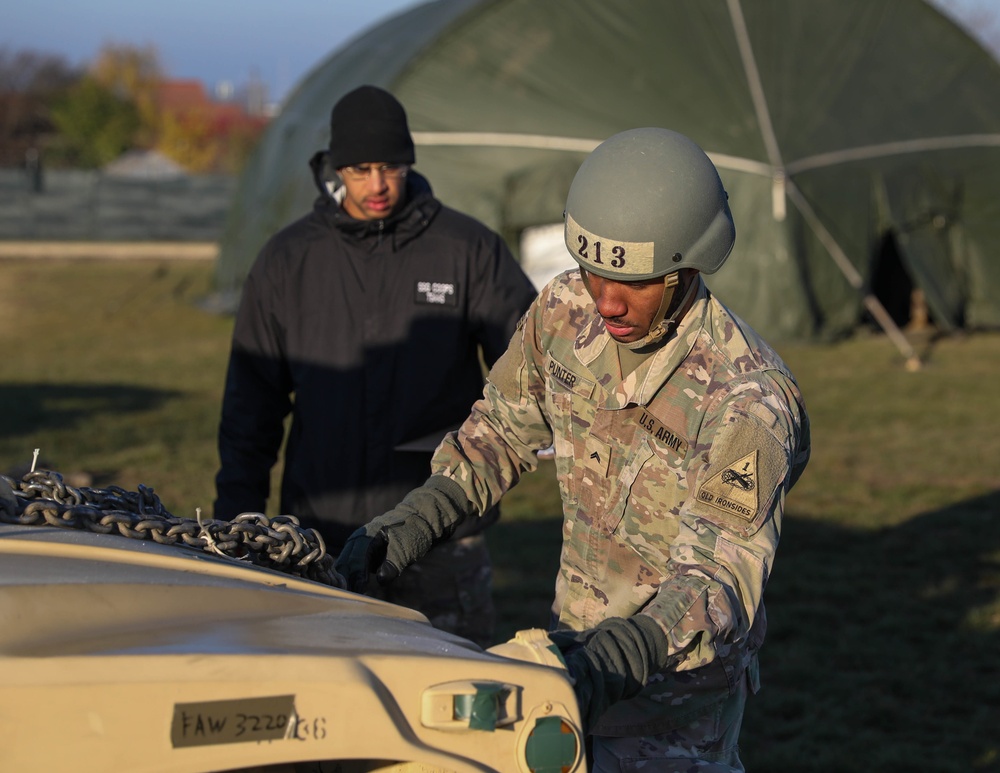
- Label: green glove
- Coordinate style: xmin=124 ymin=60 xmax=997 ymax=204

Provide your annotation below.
xmin=334 ymin=475 xmax=474 ymax=593
xmin=548 ymin=615 xmax=672 ymax=732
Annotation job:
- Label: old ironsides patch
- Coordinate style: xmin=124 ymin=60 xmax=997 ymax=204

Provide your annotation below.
xmin=698 ymin=450 xmax=759 ymax=521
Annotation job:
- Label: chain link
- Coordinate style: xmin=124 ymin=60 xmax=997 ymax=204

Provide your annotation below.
xmin=0 ymin=470 xmax=346 ymax=589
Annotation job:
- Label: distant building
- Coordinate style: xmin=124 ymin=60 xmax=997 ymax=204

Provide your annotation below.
xmin=103 ymin=149 xmax=187 ymax=180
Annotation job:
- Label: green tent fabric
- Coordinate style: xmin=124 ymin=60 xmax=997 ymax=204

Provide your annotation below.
xmin=215 ymin=0 xmax=1000 ymax=349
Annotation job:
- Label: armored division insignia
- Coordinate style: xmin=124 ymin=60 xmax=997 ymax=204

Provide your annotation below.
xmin=721 ymin=467 xmax=755 ymax=491
xmin=698 ymin=451 xmax=759 ymax=521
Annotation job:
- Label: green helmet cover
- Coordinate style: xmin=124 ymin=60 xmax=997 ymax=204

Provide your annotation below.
xmin=564 ymin=128 xmax=736 ymax=281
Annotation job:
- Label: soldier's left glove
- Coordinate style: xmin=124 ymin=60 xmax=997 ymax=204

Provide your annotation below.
xmin=548 ymin=615 xmax=672 ymax=733
xmin=334 ymin=475 xmax=474 ymax=593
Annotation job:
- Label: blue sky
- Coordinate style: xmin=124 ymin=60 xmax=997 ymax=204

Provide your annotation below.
xmin=2 ymin=0 xmax=996 ymax=108
xmin=1 ymin=0 xmax=418 ymax=106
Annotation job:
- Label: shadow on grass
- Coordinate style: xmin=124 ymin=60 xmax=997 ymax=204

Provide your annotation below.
xmin=0 ymin=383 xmax=180 ymax=441
xmin=489 ymin=513 xmax=564 ymax=642
xmin=743 ymin=491 xmax=1000 ymax=772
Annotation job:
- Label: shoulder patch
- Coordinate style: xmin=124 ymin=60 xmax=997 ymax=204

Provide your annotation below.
xmin=691 ymin=410 xmax=789 ymax=537
xmin=698 ymin=450 xmax=759 ymax=521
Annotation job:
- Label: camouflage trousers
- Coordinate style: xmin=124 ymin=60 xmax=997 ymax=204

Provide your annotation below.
xmin=367 ymin=533 xmax=496 ymax=649
xmin=589 ymin=664 xmax=750 ymax=772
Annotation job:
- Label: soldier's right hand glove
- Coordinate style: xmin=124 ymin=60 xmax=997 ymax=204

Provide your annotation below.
xmin=548 ymin=615 xmax=672 ymax=733
xmin=334 ymin=475 xmax=474 ymax=593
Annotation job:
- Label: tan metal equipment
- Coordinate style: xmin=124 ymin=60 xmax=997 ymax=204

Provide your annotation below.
xmin=0 ymin=472 xmax=583 ymax=773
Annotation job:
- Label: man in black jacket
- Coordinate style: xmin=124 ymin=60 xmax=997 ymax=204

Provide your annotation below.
xmin=214 ymin=85 xmax=537 ymax=647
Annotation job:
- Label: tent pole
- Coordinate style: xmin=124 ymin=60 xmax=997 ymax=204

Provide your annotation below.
xmin=728 ymin=0 xmax=918 ymax=371
xmin=785 ymin=181 xmax=922 ymax=371
xmin=727 ymin=0 xmax=783 ymax=170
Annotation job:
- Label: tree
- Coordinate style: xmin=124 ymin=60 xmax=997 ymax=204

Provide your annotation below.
xmin=156 ymin=106 xmax=220 ymax=173
xmin=151 ymin=79 xmax=269 ymax=174
xmin=1 ymin=42 xmax=267 ymax=174
xmin=47 ymin=77 xmax=140 ymax=167
xmin=0 ymin=47 xmax=79 ymax=166
xmin=89 ymin=43 xmax=163 ymax=147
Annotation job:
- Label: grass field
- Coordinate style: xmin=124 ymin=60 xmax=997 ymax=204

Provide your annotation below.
xmin=1 ymin=257 xmax=998 ymax=771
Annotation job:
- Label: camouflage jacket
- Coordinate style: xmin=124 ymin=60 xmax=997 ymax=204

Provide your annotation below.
xmin=432 ymin=269 xmax=811 ymax=736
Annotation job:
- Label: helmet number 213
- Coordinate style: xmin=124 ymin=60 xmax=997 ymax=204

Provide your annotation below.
xmin=577 ymin=235 xmax=626 ymax=269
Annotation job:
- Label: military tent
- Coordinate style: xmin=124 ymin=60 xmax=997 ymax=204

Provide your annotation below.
xmin=215 ymin=0 xmax=1000 ymax=357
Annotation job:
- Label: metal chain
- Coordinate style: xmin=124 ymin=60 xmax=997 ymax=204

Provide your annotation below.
xmin=0 ymin=470 xmax=346 ymax=589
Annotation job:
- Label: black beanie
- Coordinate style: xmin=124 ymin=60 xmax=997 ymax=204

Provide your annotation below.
xmin=327 ymin=85 xmax=415 ymax=168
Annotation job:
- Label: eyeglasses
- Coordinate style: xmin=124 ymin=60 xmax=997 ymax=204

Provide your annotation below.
xmin=339 ymin=163 xmax=409 ymax=181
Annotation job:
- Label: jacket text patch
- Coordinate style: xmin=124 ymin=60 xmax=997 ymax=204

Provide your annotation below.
xmin=415 ymin=280 xmax=459 ymax=306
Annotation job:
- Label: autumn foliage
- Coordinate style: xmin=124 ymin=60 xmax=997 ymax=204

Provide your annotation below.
xmin=154 ymin=80 xmax=268 ymax=174
xmin=0 ymin=42 xmax=269 ymax=174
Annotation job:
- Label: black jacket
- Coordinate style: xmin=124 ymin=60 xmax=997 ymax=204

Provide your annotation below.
xmin=214 ymin=158 xmax=536 ymax=549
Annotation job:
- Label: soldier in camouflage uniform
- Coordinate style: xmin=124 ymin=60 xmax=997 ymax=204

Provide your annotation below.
xmin=338 ymin=128 xmax=811 ymax=771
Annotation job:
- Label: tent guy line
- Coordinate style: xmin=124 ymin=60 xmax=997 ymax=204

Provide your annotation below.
xmin=785 ymin=133 xmax=1000 ymax=174
xmin=784 ymin=181 xmax=923 ymax=371
xmin=412 ymin=131 xmax=1000 ymax=179
xmin=411 ymin=131 xmax=774 ymax=176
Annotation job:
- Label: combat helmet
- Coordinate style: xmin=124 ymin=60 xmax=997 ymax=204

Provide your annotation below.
xmin=564 ymin=127 xmax=736 ymax=282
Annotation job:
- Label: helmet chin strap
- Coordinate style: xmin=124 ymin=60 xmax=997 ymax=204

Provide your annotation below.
xmin=620 ymin=271 xmax=692 ymax=351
